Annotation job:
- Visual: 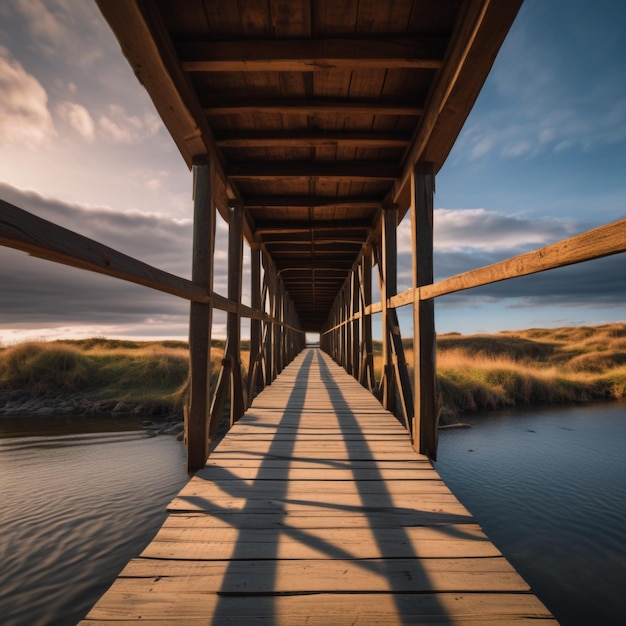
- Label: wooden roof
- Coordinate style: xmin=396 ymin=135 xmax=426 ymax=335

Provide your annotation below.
xmin=96 ymin=0 xmax=523 ymax=332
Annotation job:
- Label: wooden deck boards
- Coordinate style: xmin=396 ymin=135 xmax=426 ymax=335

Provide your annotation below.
xmin=80 ymin=349 xmax=555 ymax=625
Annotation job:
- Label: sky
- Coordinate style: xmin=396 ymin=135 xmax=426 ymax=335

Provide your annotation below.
xmin=0 ymin=0 xmax=625 ymax=345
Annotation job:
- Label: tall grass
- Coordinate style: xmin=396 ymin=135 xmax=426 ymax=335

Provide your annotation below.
xmin=1 ymin=323 xmax=624 ymax=416
xmin=371 ymin=322 xmax=626 ymax=418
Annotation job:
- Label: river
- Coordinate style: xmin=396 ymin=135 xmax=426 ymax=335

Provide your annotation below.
xmin=1 ymin=403 xmax=625 ymax=625
xmin=435 ymin=401 xmax=626 ymax=625
xmin=0 ymin=416 xmax=189 ymax=626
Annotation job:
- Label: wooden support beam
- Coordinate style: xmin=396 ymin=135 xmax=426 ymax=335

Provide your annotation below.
xmin=228 ymin=161 xmax=400 ymax=181
xmin=393 ymin=0 xmax=524 ymax=208
xmin=226 ymin=202 xmax=245 ymax=426
xmin=359 ymin=248 xmax=376 ymax=392
xmin=244 ymin=195 xmax=382 ymax=209
xmin=204 ymin=98 xmax=424 ymax=117
xmin=351 ymin=270 xmax=360 ymax=381
xmin=247 ymin=246 xmax=263 ymax=407
xmin=95 ymin=0 xmax=240 ymax=204
xmin=179 ymin=37 xmax=445 ymax=72
xmin=264 ymin=256 xmax=275 ymax=386
xmin=186 ymin=160 xmax=215 ymax=472
xmin=378 ymin=210 xmax=395 ymax=414
xmin=255 ymin=219 xmax=372 ymax=234
xmin=215 ymin=131 xmax=411 ymax=149
xmin=412 ymin=164 xmax=437 ymax=460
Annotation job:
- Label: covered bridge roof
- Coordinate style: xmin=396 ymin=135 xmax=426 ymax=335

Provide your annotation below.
xmin=96 ymin=0 xmax=523 ymax=332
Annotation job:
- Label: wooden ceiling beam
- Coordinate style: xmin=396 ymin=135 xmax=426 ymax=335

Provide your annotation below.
xmin=278 ymin=264 xmax=350 ymax=272
xmin=203 ymin=98 xmax=423 ymax=117
xmin=228 ymin=161 xmax=400 ymax=181
xmin=256 ymin=219 xmax=371 ymax=234
xmin=245 ymin=195 xmax=381 ymax=209
xmin=179 ymin=37 xmax=446 ymax=72
xmin=215 ymin=131 xmax=411 ymax=149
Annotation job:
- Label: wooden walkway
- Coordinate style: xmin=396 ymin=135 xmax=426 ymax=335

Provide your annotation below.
xmin=81 ymin=349 xmax=555 ymax=625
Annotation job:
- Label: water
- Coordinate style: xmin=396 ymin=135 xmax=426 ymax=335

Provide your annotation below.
xmin=0 ymin=416 xmax=189 ymax=626
xmin=435 ymin=401 xmax=626 ymax=626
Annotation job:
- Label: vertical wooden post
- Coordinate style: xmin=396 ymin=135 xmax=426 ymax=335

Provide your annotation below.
xmin=359 ymin=246 xmax=375 ymax=391
xmin=412 ymin=163 xmax=438 ymax=459
xmin=274 ymin=278 xmax=283 ymax=376
xmin=247 ymin=244 xmax=262 ymax=406
xmin=186 ymin=158 xmax=215 ymax=472
xmin=227 ymin=202 xmax=244 ymax=425
xmin=379 ymin=204 xmax=397 ymax=413
xmin=351 ymin=269 xmax=360 ymax=379
xmin=262 ymin=252 xmax=272 ymax=387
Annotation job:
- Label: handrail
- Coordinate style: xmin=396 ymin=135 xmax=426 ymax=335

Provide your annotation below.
xmin=0 ymin=199 xmax=303 ymax=333
xmin=322 ymin=217 xmax=626 ymax=334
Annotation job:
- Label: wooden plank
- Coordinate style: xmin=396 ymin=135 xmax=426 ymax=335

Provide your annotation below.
xmin=167 ymin=494 xmax=472 ymax=514
xmin=110 ymin=557 xmax=525 ymax=593
xmin=82 ymin=592 xmax=555 ymax=624
xmin=244 ymin=194 xmax=382 ymax=209
xmin=144 ymin=524 xmax=501 ymax=559
xmin=203 ymin=97 xmax=424 ymax=116
xmin=216 ymin=130 xmax=410 ymax=148
xmin=180 ymin=37 xmax=445 ymax=71
xmin=82 ymin=349 xmax=553 ymax=625
xmin=228 ymin=160 xmax=400 ymax=181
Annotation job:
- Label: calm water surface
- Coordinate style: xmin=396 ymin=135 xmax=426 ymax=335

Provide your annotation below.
xmin=0 ymin=416 xmax=189 ymax=626
xmin=435 ymin=401 xmax=626 ymax=626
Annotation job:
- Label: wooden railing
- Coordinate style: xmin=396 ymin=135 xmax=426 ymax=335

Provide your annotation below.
xmin=0 ymin=163 xmax=305 ymax=472
xmin=321 ymin=162 xmax=626 ymax=461
xmin=3 ymin=161 xmax=625 ymax=470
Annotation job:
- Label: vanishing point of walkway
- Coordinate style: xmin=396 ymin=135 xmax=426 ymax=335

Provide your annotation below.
xmin=81 ymin=349 xmax=555 ymax=624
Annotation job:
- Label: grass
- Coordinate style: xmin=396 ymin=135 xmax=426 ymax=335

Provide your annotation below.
xmin=373 ymin=322 xmax=626 ymax=418
xmin=0 ymin=338 xmax=248 ymax=412
xmin=1 ymin=323 xmax=624 ymax=417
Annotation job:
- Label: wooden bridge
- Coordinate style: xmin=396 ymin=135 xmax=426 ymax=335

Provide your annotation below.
xmin=1 ymin=0 xmax=626 ymax=622
xmin=80 ymin=348 xmax=556 ymax=624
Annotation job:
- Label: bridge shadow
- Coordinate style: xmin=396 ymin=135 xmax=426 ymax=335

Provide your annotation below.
xmin=177 ymin=348 xmax=483 ymax=623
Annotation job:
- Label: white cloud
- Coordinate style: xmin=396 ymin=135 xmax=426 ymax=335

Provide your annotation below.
xmin=56 ymin=100 xmax=95 ymax=141
xmin=398 ymin=208 xmax=578 ymax=253
xmin=0 ymin=46 xmax=55 ymax=148
xmin=14 ymin=0 xmax=67 ymax=48
xmin=98 ymin=104 xmax=162 ymax=143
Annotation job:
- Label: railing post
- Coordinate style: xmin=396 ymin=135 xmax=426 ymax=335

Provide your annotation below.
xmin=227 ymin=202 xmax=245 ymax=425
xmin=359 ymin=246 xmax=375 ymax=391
xmin=411 ymin=162 xmax=438 ymax=459
xmin=247 ymin=244 xmax=262 ymax=405
xmin=379 ymin=203 xmax=397 ymax=413
xmin=351 ymin=269 xmax=360 ymax=379
xmin=186 ymin=157 xmax=215 ymax=472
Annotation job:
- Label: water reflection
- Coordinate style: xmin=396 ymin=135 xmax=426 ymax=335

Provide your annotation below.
xmin=0 ymin=417 xmax=188 ymax=626
xmin=435 ymin=401 xmax=626 ymax=626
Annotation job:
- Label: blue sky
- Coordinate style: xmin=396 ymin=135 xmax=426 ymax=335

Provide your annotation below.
xmin=0 ymin=0 xmax=624 ymax=344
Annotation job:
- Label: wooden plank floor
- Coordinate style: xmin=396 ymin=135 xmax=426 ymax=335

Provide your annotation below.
xmin=81 ymin=349 xmax=555 ymax=625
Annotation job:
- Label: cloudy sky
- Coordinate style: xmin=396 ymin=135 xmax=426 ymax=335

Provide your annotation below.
xmin=0 ymin=0 xmax=625 ymax=344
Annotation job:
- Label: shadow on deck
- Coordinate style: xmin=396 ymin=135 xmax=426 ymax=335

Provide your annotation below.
xmin=80 ymin=349 xmax=555 ymax=625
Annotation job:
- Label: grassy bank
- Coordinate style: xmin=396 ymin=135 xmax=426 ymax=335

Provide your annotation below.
xmin=427 ymin=322 xmax=625 ymax=417
xmin=0 ymin=338 xmax=250 ymax=413
xmin=1 ymin=324 xmax=624 ymax=417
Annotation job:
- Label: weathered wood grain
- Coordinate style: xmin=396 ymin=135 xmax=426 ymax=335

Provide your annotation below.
xmin=81 ymin=349 xmax=553 ymax=624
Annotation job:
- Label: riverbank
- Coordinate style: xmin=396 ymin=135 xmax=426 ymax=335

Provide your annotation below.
xmin=1 ymin=323 xmax=624 ymax=420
